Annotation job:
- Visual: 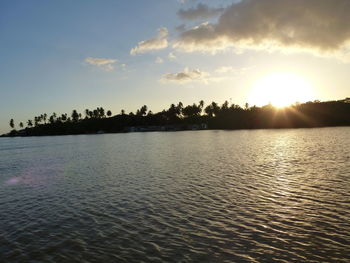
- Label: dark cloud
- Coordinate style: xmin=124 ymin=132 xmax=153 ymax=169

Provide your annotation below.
xmin=174 ymin=0 xmax=350 ymax=56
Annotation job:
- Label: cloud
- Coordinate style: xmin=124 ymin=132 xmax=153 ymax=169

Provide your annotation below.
xmin=215 ymin=66 xmax=236 ymax=74
xmin=160 ymin=67 xmax=209 ymax=84
xmin=85 ymin=57 xmax=118 ymax=71
xmin=215 ymin=66 xmax=253 ymax=74
xmin=175 ymin=24 xmax=186 ymax=32
xmin=174 ymin=0 xmax=350 ymax=58
xmin=155 ymin=57 xmax=164 ymax=64
xmin=177 ymin=3 xmax=224 ymax=20
xmin=130 ymin=27 xmax=168 ymax=55
xmin=177 ymin=0 xmax=197 ymax=4
xmin=168 ymin=52 xmax=176 ymax=60
xmin=160 ymin=65 xmax=250 ymax=85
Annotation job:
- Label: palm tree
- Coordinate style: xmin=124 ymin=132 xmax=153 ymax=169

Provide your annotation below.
xmin=61 ymin=113 xmax=67 ymax=122
xmin=99 ymin=107 xmax=105 ymax=118
xmin=34 ymin=117 xmax=38 ymax=126
xmin=212 ymin=102 xmax=220 ymax=116
xmin=27 ymin=120 xmax=33 ymax=127
xmin=93 ymin=109 xmax=98 ymax=118
xmin=71 ymin=110 xmax=79 ymax=122
xmin=182 ymin=103 xmax=202 ymax=118
xmin=19 ymin=122 xmax=24 ymax=129
xmin=177 ymin=102 xmax=183 ymax=118
xmin=205 ymin=105 xmax=214 ymax=117
xmin=205 ymin=101 xmax=220 ymax=117
xmin=121 ymin=109 xmax=125 ymax=115
xmin=167 ymin=104 xmax=180 ymax=121
xmin=107 ymin=110 xmax=112 ymax=117
xmin=9 ymin=119 xmax=14 ymax=129
xmin=221 ymin=101 xmax=229 ymax=111
xmin=49 ymin=115 xmax=55 ymax=124
xmin=137 ymin=105 xmax=147 ymax=116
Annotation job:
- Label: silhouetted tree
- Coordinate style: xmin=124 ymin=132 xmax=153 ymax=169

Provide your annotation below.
xmin=199 ymin=100 xmax=204 ymax=110
xmin=137 ymin=105 xmax=148 ymax=116
xmin=205 ymin=102 xmax=219 ymax=117
xmin=177 ymin=102 xmax=183 ymax=117
xmin=221 ymin=101 xmax=229 ymax=111
xmin=19 ymin=122 xmax=24 ymax=129
xmin=27 ymin=120 xmax=33 ymax=127
xmin=93 ymin=109 xmax=98 ymax=118
xmin=9 ymin=119 xmax=14 ymax=129
xmin=71 ymin=110 xmax=79 ymax=122
xmin=4 ymin=98 xmax=350 ymax=137
xmin=165 ymin=103 xmax=182 ymax=122
xmin=34 ymin=117 xmax=39 ymax=127
xmin=182 ymin=103 xmax=202 ymax=118
xmin=61 ymin=114 xmax=67 ymax=122
xmin=85 ymin=109 xmax=90 ymax=118
xmin=52 ymin=113 xmax=57 ymax=122
xmin=49 ymin=115 xmax=55 ymax=124
xmin=98 ymin=107 xmax=105 ymax=118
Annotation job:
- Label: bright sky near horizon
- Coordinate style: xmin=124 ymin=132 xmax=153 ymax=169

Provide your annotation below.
xmin=1 ymin=0 xmax=350 ymax=134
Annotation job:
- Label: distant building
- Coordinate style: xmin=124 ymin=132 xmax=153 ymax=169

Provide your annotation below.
xmin=126 ymin=123 xmax=208 ymax=133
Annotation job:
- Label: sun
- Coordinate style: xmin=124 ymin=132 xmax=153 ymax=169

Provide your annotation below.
xmin=248 ymin=72 xmax=315 ymax=108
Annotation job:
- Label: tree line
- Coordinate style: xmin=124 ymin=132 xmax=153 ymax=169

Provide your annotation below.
xmin=4 ymin=98 xmax=350 ymax=136
xmin=8 ymin=107 xmax=113 ymax=130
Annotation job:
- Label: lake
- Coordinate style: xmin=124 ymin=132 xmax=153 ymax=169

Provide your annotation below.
xmin=0 ymin=128 xmax=349 ymax=262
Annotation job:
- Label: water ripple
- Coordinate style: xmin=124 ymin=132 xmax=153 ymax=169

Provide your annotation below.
xmin=0 ymin=128 xmax=349 ymax=262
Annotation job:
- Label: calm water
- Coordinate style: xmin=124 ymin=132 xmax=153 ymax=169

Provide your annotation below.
xmin=0 ymin=128 xmax=349 ymax=262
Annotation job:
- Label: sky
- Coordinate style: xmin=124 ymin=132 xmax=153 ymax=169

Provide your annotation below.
xmin=1 ymin=0 xmax=350 ymax=134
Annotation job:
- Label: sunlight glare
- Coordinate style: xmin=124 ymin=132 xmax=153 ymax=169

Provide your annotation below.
xmin=248 ymin=72 xmax=315 ymax=107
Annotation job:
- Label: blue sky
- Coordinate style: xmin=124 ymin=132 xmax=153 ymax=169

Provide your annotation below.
xmin=1 ymin=0 xmax=349 ymax=133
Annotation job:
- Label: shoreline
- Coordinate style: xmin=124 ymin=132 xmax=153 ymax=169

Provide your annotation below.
xmin=2 ymin=124 xmax=349 ymax=138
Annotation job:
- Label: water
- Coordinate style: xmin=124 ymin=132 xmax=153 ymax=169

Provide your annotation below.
xmin=0 ymin=128 xmax=349 ymax=262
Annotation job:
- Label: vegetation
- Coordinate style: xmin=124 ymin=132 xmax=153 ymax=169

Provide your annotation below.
xmin=3 ymin=98 xmax=350 ymax=137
